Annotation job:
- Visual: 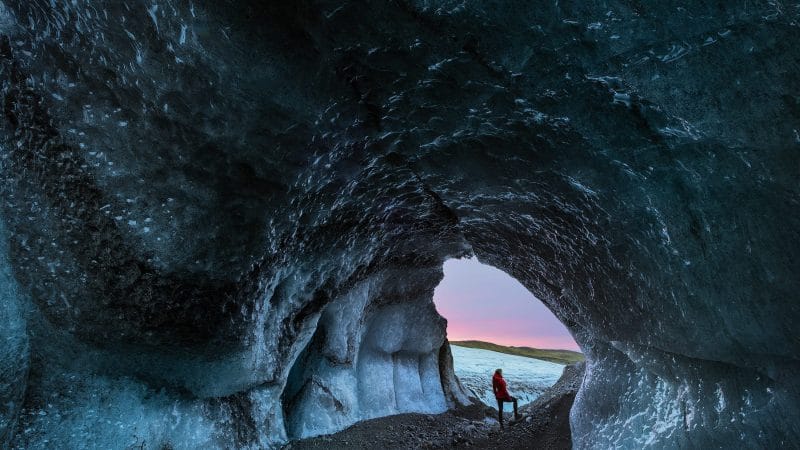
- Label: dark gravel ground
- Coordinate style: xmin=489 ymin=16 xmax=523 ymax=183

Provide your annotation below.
xmin=284 ymin=362 xmax=585 ymax=450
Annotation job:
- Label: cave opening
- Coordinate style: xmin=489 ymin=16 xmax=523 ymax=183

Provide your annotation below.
xmin=433 ymin=257 xmax=583 ymax=409
xmin=1 ymin=1 xmax=797 ymax=448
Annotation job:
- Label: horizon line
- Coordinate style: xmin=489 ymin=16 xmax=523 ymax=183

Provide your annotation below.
xmin=449 ymin=338 xmax=582 ymax=353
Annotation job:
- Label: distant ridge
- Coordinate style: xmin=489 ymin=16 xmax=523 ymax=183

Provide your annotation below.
xmin=450 ymin=340 xmax=584 ymax=365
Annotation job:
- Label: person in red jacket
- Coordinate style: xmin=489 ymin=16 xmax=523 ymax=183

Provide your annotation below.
xmin=492 ymin=368 xmax=519 ymax=427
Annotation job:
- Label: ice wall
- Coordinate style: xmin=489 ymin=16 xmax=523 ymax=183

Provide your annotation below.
xmin=283 ymin=267 xmax=452 ymax=439
xmin=0 ymin=0 xmax=798 ymax=448
xmin=0 ymin=216 xmax=28 ymax=448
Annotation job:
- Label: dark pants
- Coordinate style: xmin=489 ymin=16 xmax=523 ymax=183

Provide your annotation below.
xmin=497 ymin=396 xmax=518 ymax=426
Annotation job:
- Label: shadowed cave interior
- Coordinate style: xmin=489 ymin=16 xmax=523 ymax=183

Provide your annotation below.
xmin=1 ymin=1 xmax=799 ymax=449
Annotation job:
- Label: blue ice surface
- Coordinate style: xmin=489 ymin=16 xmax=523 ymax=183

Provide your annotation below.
xmin=0 ymin=215 xmax=28 ymax=447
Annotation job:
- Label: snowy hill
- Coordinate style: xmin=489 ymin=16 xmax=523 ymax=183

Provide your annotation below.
xmin=451 ymin=344 xmax=565 ymax=408
xmin=450 ymin=340 xmax=583 ymax=365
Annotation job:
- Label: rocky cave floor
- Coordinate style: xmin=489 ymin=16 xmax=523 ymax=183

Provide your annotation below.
xmin=285 ymin=363 xmax=584 ymax=450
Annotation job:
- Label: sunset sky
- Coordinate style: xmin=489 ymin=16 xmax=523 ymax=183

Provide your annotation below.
xmin=433 ymin=258 xmax=580 ymax=351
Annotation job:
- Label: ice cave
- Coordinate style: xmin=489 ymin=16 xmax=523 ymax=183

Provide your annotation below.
xmin=1 ymin=1 xmax=799 ymax=449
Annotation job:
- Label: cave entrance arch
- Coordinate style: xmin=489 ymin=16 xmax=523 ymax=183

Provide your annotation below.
xmin=433 ymin=257 xmax=582 ymax=409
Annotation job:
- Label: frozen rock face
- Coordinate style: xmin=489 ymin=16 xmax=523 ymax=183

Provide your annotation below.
xmin=0 ymin=1 xmax=798 ymax=448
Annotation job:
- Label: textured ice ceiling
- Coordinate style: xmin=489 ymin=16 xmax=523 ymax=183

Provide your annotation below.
xmin=1 ymin=1 xmax=799 ymax=448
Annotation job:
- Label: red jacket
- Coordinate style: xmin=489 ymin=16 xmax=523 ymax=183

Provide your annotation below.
xmin=492 ymin=373 xmax=509 ymax=399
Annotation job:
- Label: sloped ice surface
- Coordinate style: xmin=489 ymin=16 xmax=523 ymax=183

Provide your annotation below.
xmin=451 ymin=345 xmax=564 ymax=408
xmin=0 ymin=0 xmax=798 ymax=448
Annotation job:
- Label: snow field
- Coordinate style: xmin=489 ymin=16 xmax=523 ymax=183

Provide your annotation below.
xmin=450 ymin=345 xmax=564 ymax=409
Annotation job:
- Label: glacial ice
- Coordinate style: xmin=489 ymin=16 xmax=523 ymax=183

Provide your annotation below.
xmin=0 ymin=0 xmax=798 ymax=449
xmin=0 ymin=216 xmax=27 ymax=448
xmin=283 ymin=269 xmax=451 ymax=440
